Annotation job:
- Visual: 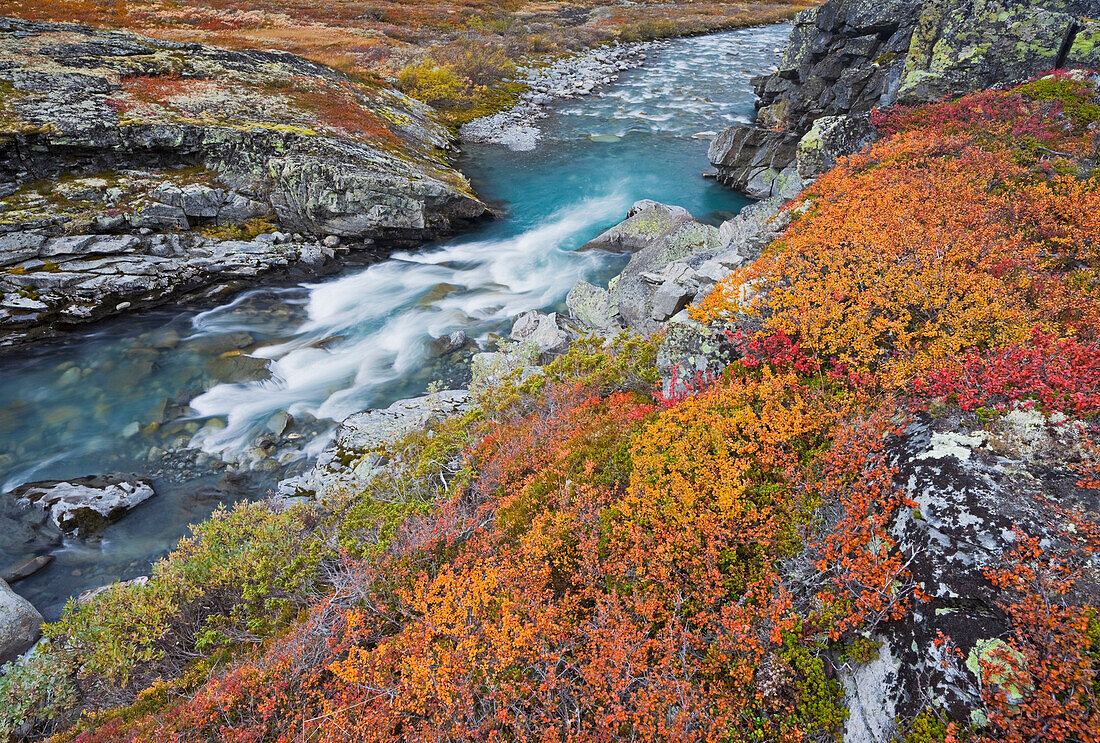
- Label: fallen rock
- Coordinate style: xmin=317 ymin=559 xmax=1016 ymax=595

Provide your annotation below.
xmin=0 ymin=578 xmax=43 ymax=664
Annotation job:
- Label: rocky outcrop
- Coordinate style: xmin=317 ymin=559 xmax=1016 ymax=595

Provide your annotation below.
xmin=564 ymin=197 xmax=789 ymax=344
xmin=710 ymin=0 xmax=1100 ymax=197
xmin=8 ymin=475 xmax=155 ymax=537
xmin=0 ymin=17 xmax=488 ymax=345
xmin=0 ymin=577 xmax=42 ymax=664
xmin=280 ymin=390 xmax=472 ymax=500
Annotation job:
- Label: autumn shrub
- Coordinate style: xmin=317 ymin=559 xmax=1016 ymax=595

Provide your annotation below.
xmin=913 ymin=327 xmax=1100 ymax=416
xmin=694 ymin=77 xmax=1100 ymax=388
xmin=396 ymin=60 xmax=469 ymax=108
xmin=971 ymin=522 xmax=1100 ymax=743
xmin=0 ymin=500 xmax=328 ymax=738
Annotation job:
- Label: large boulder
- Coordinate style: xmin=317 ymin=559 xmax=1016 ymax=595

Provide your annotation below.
xmin=0 ymin=578 xmax=43 ymax=664
xmin=566 ymin=198 xmax=793 ymax=338
xmin=710 ymin=0 xmax=1100 ymax=194
xmin=580 ymin=201 xmax=721 ymax=334
xmin=580 ymin=200 xmax=697 ymax=254
xmin=9 ymin=474 xmax=155 ymax=537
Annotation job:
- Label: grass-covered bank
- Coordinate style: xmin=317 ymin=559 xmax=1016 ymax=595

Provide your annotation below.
xmin=3 ymin=73 xmax=1099 ymax=742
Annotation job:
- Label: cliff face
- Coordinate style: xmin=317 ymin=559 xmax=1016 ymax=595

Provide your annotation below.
xmin=711 ymin=0 xmax=1100 ymax=197
xmin=0 ymin=18 xmax=487 ymax=345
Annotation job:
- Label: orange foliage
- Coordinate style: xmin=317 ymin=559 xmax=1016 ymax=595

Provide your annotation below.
xmin=693 ymin=80 xmax=1100 ymax=389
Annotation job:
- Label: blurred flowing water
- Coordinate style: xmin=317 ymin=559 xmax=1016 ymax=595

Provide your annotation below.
xmin=0 ymin=23 xmax=788 ymax=617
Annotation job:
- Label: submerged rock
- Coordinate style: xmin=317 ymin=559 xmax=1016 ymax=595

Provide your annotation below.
xmin=0 ymin=554 xmax=54 ymax=584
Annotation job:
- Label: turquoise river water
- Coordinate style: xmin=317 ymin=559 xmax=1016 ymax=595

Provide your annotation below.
xmin=0 ymin=24 xmax=788 ymax=618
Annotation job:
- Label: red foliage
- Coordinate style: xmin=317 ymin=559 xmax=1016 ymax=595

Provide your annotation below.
xmin=913 ymin=328 xmax=1100 ymax=415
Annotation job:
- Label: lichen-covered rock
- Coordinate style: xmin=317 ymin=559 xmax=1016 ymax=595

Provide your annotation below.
xmin=710 ymin=0 xmax=1100 ymax=194
xmin=579 ymin=200 xmax=696 ymax=254
xmin=835 ymin=407 xmax=1100 ymax=738
xmin=0 ymin=17 xmax=487 ymax=345
xmin=0 ymin=578 xmax=42 ymax=664
xmin=795 ymin=114 xmax=874 ymax=178
xmin=565 ymin=280 xmax=617 ymax=331
xmin=656 ymin=312 xmax=739 ymax=398
xmin=567 ymin=198 xmax=793 ymax=338
xmin=279 ymin=390 xmax=472 ymax=500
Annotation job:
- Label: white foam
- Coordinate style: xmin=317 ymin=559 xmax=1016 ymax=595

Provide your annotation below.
xmin=189 ymin=192 xmax=628 ymax=456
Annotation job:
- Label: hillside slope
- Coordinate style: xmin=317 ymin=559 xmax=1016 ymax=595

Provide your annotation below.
xmin=3 ymin=71 xmax=1098 ymax=743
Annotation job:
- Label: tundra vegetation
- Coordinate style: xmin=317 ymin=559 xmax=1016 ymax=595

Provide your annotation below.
xmin=0 ymin=73 xmax=1098 ymax=742
xmin=2 ymin=0 xmax=817 ymax=121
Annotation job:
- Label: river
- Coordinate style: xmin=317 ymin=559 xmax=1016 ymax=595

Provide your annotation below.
xmin=0 ymin=23 xmax=788 ymax=618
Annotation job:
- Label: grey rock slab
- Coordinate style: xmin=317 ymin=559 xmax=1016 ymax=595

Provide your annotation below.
xmin=39 ymin=234 xmax=98 ymax=258
xmin=580 ymin=201 xmax=697 ymax=254
xmin=0 ymin=232 xmax=46 ymax=267
xmin=0 ymin=578 xmax=42 ymax=664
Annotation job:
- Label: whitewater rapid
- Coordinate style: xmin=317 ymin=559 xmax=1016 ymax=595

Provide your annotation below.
xmin=188 ymin=193 xmax=628 ymax=458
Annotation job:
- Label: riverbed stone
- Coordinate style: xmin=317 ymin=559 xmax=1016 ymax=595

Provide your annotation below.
xmin=10 ymin=474 xmax=156 ymax=536
xmin=0 ymin=555 xmax=54 ymax=584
